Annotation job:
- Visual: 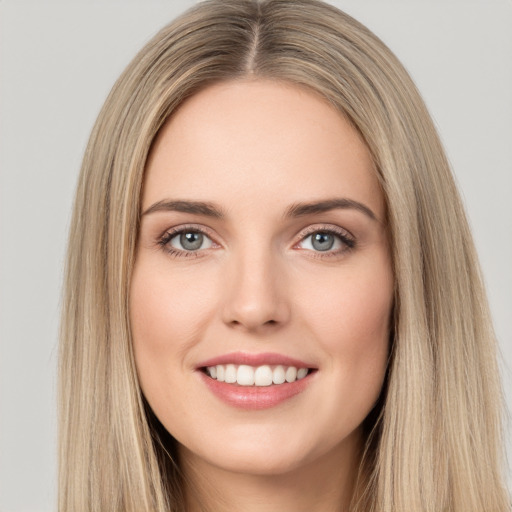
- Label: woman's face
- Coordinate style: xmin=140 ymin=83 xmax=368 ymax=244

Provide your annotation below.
xmin=130 ymin=79 xmax=393 ymax=476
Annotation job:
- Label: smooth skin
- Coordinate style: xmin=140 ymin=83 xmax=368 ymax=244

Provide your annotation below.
xmin=130 ymin=79 xmax=394 ymax=511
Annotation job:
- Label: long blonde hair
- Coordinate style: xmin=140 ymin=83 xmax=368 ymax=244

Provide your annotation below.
xmin=59 ymin=1 xmax=509 ymax=510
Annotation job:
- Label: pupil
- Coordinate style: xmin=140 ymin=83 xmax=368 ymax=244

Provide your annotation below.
xmin=180 ymin=232 xmax=203 ymax=250
xmin=312 ymin=232 xmax=334 ymax=251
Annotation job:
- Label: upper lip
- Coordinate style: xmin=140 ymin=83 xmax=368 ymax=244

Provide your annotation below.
xmin=197 ymin=351 xmax=316 ymax=369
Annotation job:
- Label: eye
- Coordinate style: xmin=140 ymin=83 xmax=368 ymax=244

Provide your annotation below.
xmin=159 ymin=227 xmax=215 ymax=256
xmin=296 ymin=227 xmax=355 ymax=255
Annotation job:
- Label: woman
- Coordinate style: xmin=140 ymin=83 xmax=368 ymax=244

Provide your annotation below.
xmin=59 ymin=0 xmax=510 ymax=510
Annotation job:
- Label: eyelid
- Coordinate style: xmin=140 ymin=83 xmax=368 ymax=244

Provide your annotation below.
xmin=295 ymin=223 xmax=354 ymax=241
xmin=292 ymin=223 xmax=356 ymax=255
xmin=158 ymin=224 xmax=221 ymax=257
xmin=156 ymin=222 xmax=355 ymax=258
xmin=160 ymin=223 xmax=218 ymax=241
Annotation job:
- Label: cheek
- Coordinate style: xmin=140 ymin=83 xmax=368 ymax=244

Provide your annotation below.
xmin=130 ymin=261 xmax=216 ymax=355
xmin=298 ymin=253 xmax=393 ymax=384
xmin=129 ymin=260 xmax=207 ymax=425
xmin=130 ymin=264 xmax=170 ymax=400
xmin=129 ymin=258 xmax=226 ymax=420
xmin=306 ymin=260 xmax=392 ymax=335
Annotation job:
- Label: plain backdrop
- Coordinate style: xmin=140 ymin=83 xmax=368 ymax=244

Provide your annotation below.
xmin=1 ymin=1 xmax=511 ymax=510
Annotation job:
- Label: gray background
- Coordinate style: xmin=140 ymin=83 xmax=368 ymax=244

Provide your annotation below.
xmin=1 ymin=1 xmax=511 ymax=510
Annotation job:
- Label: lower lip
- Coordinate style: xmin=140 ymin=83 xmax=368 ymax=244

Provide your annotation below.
xmin=199 ymin=371 xmax=314 ymax=410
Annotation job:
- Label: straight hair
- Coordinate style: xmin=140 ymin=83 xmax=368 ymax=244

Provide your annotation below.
xmin=59 ymin=1 xmax=509 ymax=510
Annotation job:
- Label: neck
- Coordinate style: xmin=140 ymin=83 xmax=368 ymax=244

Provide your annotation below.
xmin=180 ymin=429 xmax=363 ymax=512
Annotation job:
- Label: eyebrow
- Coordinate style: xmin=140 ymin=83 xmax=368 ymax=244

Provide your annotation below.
xmin=283 ymin=198 xmax=377 ymax=221
xmin=142 ymin=197 xmax=377 ymax=221
xmin=142 ymin=200 xmax=226 ymax=218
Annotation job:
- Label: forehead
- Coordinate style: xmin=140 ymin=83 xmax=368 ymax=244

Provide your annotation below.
xmin=143 ymin=79 xmax=384 ymax=219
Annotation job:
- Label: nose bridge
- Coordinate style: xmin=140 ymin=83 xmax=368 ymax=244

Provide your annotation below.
xmin=221 ymin=237 xmax=290 ymax=332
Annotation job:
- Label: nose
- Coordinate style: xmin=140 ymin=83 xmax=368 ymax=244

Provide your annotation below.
xmin=221 ymin=247 xmax=291 ymax=333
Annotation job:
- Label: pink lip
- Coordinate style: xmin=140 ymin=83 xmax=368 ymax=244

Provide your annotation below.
xmin=199 ymin=371 xmax=314 ymax=410
xmin=195 ymin=352 xmax=316 ymax=410
xmin=197 ymin=351 xmax=314 ymax=369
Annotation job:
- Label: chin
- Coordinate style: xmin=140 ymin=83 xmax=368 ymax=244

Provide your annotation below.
xmin=191 ymin=446 xmax=312 ymax=477
xmin=177 ymin=422 xmax=359 ymax=479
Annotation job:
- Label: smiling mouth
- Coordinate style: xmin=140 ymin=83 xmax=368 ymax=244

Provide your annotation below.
xmin=202 ymin=364 xmax=314 ymax=386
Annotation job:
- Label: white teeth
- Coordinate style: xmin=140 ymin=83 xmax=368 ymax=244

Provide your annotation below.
xmin=254 ymin=365 xmax=273 ymax=386
xmin=237 ymin=365 xmax=255 ymax=386
xmin=206 ymin=364 xmax=310 ymax=386
xmin=285 ymin=366 xmax=297 ymax=383
xmin=272 ymin=365 xmax=286 ymax=385
xmin=225 ymin=364 xmax=237 ymax=383
xmin=297 ymin=368 xmax=308 ymax=380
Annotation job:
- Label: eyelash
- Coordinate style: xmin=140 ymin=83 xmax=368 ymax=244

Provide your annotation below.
xmin=158 ymin=224 xmax=216 ymax=259
xmin=295 ymin=225 xmax=356 ymax=258
xmin=157 ymin=224 xmax=356 ymax=259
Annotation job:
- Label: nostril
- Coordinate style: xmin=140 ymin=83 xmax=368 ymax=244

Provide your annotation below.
xmin=228 ymin=317 xmax=279 ymax=330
